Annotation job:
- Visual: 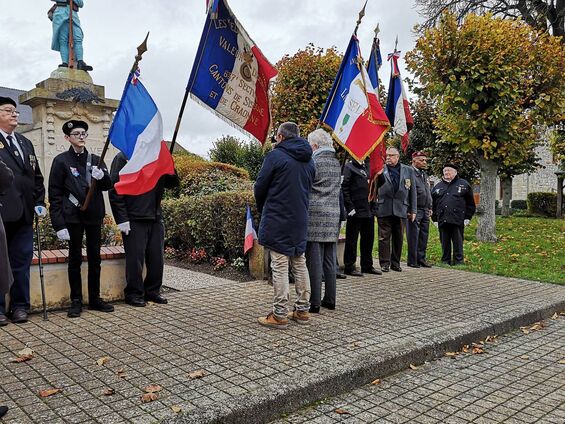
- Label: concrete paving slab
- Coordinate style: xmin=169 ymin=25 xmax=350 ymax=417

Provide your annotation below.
xmin=0 ymin=265 xmax=563 ymax=424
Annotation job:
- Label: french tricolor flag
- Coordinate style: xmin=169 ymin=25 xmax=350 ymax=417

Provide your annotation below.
xmin=243 ymin=204 xmax=257 ymax=255
xmin=188 ymin=0 xmax=278 ymax=144
xmin=109 ymin=70 xmax=175 ymax=196
xmin=385 ymin=51 xmax=413 ymax=153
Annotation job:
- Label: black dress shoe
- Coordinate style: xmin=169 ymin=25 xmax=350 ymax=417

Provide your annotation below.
xmin=145 ymin=294 xmax=168 ymax=304
xmin=0 ymin=405 xmax=8 ymax=418
xmin=362 ymin=267 xmax=382 ymax=275
xmin=419 ymin=261 xmax=433 ymax=268
xmin=309 ymin=305 xmax=320 ymax=313
xmin=321 ymin=301 xmax=335 ymax=310
xmin=77 ymin=60 xmax=93 ymax=71
xmin=125 ymin=297 xmax=146 ymax=307
xmin=390 ymin=265 xmax=403 ymax=272
xmin=407 ymin=263 xmax=421 ymax=268
xmin=344 ymin=269 xmax=364 ymax=277
xmin=89 ymin=298 xmax=114 ymax=312
xmin=11 ymin=309 xmax=28 ymax=323
xmin=452 ymin=261 xmax=465 ymax=266
xmin=0 ymin=313 xmax=8 ymax=326
xmin=381 ymin=266 xmax=390 ymax=272
xmin=336 ymin=272 xmax=347 ymax=279
xmin=58 ymin=62 xmax=68 ymax=68
xmin=67 ymin=299 xmax=82 ymax=318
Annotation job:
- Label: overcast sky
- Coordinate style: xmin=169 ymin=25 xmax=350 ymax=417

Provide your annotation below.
xmin=0 ymin=0 xmax=422 ymax=157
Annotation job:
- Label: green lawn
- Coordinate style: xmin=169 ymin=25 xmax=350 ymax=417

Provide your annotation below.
xmin=370 ymin=216 xmax=565 ymax=285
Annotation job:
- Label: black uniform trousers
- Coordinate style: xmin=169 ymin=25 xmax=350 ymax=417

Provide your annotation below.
xmin=0 ymin=219 xmax=33 ymax=314
xmin=378 ymin=216 xmax=404 ymax=268
xmin=344 ymin=216 xmax=374 ymax=272
xmin=122 ymin=219 xmax=165 ymax=301
xmin=406 ymin=209 xmax=430 ymax=266
xmin=439 ymin=223 xmax=464 ymax=264
xmin=67 ymin=222 xmax=102 ymax=302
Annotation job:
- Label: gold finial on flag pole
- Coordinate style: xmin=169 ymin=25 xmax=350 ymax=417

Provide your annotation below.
xmin=354 ymin=0 xmax=368 ymax=35
xmin=374 ymin=23 xmax=380 ymax=38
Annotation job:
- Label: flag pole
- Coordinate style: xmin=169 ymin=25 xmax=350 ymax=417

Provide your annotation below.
xmin=354 ymin=0 xmax=368 ymax=36
xmin=80 ymin=33 xmax=150 ymax=211
xmin=68 ymin=0 xmax=75 ymax=68
xmin=168 ymin=90 xmax=189 ymax=154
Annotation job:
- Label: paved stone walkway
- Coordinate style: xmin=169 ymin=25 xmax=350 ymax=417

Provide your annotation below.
xmin=0 ymin=265 xmax=563 ymax=423
xmin=271 ymin=315 xmax=565 ymax=424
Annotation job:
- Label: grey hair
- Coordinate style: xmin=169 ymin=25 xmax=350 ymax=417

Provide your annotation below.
xmin=386 ymin=146 xmax=400 ymax=155
xmin=308 ymin=128 xmax=333 ymax=148
xmin=277 ymin=122 xmax=300 ymax=139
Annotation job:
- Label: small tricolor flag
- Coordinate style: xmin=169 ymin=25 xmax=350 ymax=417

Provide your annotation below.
xmin=385 ymin=51 xmax=413 ymax=153
xmin=189 ymin=0 xmax=278 ymax=144
xmin=109 ymin=69 xmax=175 ymax=196
xmin=244 ymin=204 xmax=257 ymax=254
xmin=367 ymin=33 xmax=386 ymax=183
xmin=320 ymin=35 xmax=390 ymax=162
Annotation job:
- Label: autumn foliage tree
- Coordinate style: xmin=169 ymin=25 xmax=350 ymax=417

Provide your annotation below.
xmin=271 ymin=44 xmax=342 ymax=136
xmin=406 ymin=13 xmax=565 ymax=241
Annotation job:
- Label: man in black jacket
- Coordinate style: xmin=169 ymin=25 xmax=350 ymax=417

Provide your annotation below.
xmin=342 ymin=159 xmax=381 ymax=276
xmin=406 ymin=151 xmax=433 ymax=268
xmin=109 ymin=152 xmax=179 ymax=307
xmin=0 ymin=158 xmax=14 ymax=327
xmin=375 ymin=147 xmax=417 ymax=272
xmin=432 ymin=164 xmax=476 ymax=265
xmin=0 ymin=97 xmax=46 ymax=324
xmin=48 ymin=120 xmax=114 ymax=318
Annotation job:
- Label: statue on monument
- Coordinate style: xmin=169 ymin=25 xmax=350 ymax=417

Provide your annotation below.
xmin=49 ymin=0 xmax=93 ymax=72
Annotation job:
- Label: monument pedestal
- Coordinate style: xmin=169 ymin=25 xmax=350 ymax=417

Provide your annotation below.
xmin=18 ymin=68 xmax=120 ymax=181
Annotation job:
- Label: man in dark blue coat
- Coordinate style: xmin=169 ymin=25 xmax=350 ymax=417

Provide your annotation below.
xmin=255 ymin=122 xmax=315 ymax=329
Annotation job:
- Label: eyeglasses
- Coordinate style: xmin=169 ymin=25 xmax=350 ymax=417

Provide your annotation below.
xmin=0 ymin=108 xmax=20 ymax=116
xmin=69 ymin=132 xmax=88 ymax=138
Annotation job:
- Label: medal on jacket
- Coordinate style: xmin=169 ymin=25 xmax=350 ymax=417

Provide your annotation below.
xmin=405 ymin=178 xmax=411 ymax=189
xmin=70 ymin=166 xmax=80 ymax=177
xmin=29 ymin=154 xmax=36 ymax=171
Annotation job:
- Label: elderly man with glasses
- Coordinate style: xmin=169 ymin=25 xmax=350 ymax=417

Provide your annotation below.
xmin=0 ymin=97 xmax=46 ymax=325
xmin=48 ymin=120 xmax=114 ymax=318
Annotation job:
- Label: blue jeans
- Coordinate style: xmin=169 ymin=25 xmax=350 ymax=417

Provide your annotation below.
xmin=0 ymin=221 xmax=33 ymax=313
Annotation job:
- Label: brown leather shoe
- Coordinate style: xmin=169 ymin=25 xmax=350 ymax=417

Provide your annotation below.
xmin=11 ymin=309 xmax=28 ymax=323
xmin=258 ymin=312 xmax=289 ymax=329
xmin=287 ymin=310 xmax=310 ymax=325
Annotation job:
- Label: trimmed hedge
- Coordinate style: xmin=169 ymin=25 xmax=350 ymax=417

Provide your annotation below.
xmin=510 ymin=199 xmax=527 ymax=210
xmin=166 ymin=155 xmax=252 ymax=198
xmin=527 ymin=192 xmax=557 ymax=217
xmin=162 ymin=190 xmax=257 ymax=259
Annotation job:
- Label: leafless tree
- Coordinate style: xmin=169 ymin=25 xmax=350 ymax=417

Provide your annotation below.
xmin=416 ymin=0 xmax=565 ymax=39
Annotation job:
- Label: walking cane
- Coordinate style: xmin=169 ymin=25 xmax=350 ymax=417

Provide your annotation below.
xmin=34 ymin=215 xmax=48 ymax=321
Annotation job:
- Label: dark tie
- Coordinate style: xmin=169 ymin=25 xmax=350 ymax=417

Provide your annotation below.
xmin=6 ymin=135 xmax=23 ymax=164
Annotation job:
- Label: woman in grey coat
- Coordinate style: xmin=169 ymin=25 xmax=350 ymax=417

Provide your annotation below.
xmin=305 ymin=129 xmax=341 ymax=313
xmin=0 ymin=158 xmax=14 ymax=327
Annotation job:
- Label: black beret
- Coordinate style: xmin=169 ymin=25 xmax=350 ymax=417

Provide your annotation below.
xmin=62 ymin=120 xmax=89 ymax=135
xmin=443 ymin=163 xmax=459 ymax=171
xmin=0 ymin=97 xmax=17 ymax=108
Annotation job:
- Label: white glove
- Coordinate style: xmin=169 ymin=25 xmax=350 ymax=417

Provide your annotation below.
xmin=464 ymin=219 xmax=470 ymax=226
xmin=34 ymin=206 xmax=47 ymax=217
xmin=118 ymin=221 xmax=131 ymax=235
xmin=433 ymin=221 xmax=439 ymax=228
xmin=348 ymin=209 xmax=356 ymax=217
xmin=56 ymin=229 xmax=70 ymax=241
xmin=91 ymin=166 xmax=104 ymax=180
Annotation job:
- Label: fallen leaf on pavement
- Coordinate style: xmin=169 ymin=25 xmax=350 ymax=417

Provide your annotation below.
xmin=558 ymin=359 xmax=565 ymax=365
xmin=116 ymin=368 xmax=126 ymax=379
xmin=520 ymin=355 xmax=530 ymax=360
xmin=529 ymin=322 xmax=544 ymax=331
xmin=551 ymin=313 xmax=559 ymax=320
xmin=39 ymin=388 xmax=62 ymax=398
xmin=485 ymin=335 xmax=498 ymax=343
xmin=96 ymin=356 xmax=110 ymax=366
xmin=334 ymin=408 xmax=350 ymax=415
xmin=144 ymin=384 xmax=162 ymax=393
xmin=520 ymin=327 xmax=530 ymax=335
xmin=104 ymin=388 xmax=115 ymax=396
xmin=409 ymin=364 xmax=419 ymax=370
xmin=371 ymin=379 xmax=381 ymax=385
xmin=141 ymin=393 xmax=158 ymax=403
xmin=13 ymin=347 xmax=34 ymax=363
xmin=188 ymin=369 xmax=206 ymax=379
xmin=171 ymin=405 xmax=182 ymax=413
xmin=351 ymin=341 xmax=361 ymax=348
xmin=445 ymin=352 xmax=459 ymax=357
